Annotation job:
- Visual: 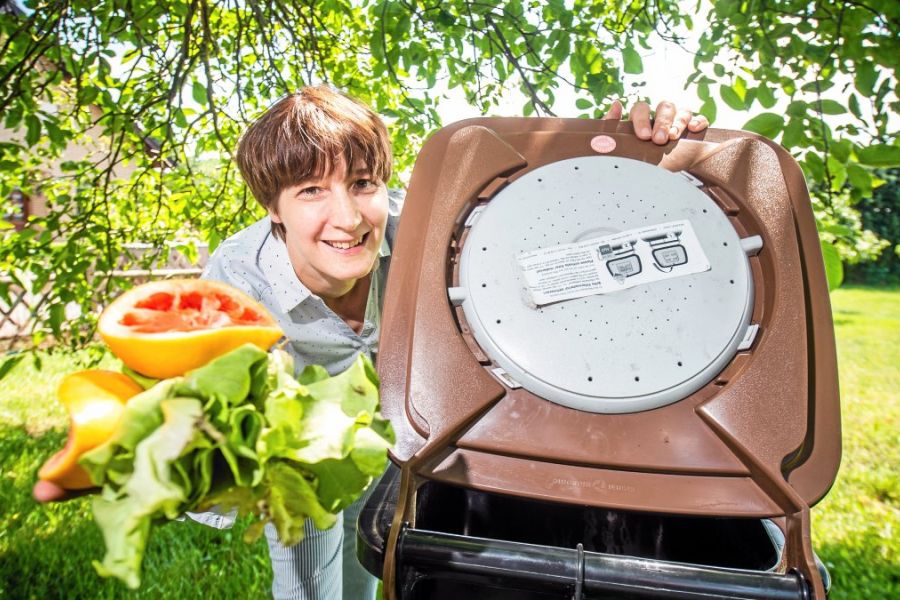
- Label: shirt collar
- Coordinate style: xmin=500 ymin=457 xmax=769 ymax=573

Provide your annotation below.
xmin=260 ymin=225 xmax=312 ymax=314
xmin=378 ymin=232 xmax=391 ymax=258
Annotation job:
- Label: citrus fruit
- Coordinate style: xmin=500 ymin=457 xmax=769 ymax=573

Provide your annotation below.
xmin=98 ymin=279 xmax=283 ymax=378
xmin=38 ymin=370 xmax=143 ymax=489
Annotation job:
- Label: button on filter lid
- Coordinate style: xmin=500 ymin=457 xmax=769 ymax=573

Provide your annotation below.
xmin=457 ymin=156 xmax=756 ymax=413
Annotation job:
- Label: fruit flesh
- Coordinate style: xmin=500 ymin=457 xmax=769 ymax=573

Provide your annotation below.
xmin=37 ymin=371 xmax=143 ymax=489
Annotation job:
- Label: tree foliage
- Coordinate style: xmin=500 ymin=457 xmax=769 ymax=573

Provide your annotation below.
xmin=0 ymin=0 xmax=897 ymax=349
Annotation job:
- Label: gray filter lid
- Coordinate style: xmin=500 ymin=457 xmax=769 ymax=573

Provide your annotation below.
xmin=455 ymin=156 xmax=761 ymax=413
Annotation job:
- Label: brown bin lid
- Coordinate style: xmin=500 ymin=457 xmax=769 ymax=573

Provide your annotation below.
xmin=376 ymin=118 xmax=841 ymax=597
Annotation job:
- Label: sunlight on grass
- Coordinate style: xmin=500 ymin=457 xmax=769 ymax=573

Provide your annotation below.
xmin=812 ymin=287 xmax=900 ymax=599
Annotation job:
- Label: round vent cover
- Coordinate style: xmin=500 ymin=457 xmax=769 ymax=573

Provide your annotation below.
xmin=457 ymin=156 xmax=755 ymax=413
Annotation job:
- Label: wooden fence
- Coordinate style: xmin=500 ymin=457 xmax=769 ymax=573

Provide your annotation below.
xmin=0 ymin=242 xmax=208 ymax=344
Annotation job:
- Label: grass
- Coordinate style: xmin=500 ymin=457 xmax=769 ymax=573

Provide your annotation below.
xmin=812 ymin=287 xmax=900 ymax=598
xmin=1 ymin=287 xmax=898 ymax=599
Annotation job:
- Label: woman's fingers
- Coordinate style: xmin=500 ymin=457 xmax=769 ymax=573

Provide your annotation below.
xmin=651 ymin=101 xmax=677 ymax=144
xmin=668 ymin=107 xmax=694 ymax=140
xmin=602 ymin=99 xmax=623 ymax=121
xmin=629 ymin=101 xmax=652 ymax=140
xmin=688 ymin=114 xmax=710 ymax=132
xmin=33 ymin=480 xmax=70 ymax=503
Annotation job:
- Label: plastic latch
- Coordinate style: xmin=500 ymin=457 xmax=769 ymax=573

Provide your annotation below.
xmin=737 ymin=323 xmax=760 ymax=351
xmin=464 ymin=205 xmax=487 ymax=227
xmin=491 ymin=367 xmax=522 ymax=389
xmin=448 ymin=287 xmax=467 ymax=307
xmin=741 ymin=235 xmax=764 ymax=256
xmin=679 ymin=171 xmax=704 ymax=187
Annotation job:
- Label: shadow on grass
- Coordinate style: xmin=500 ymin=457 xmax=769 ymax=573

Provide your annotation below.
xmin=0 ymin=424 xmax=271 ymax=599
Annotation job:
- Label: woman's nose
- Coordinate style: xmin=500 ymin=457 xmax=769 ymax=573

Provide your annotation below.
xmin=331 ymin=188 xmax=363 ymax=230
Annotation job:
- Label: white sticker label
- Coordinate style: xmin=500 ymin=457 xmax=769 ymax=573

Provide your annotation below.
xmin=517 ymin=220 xmax=711 ymax=306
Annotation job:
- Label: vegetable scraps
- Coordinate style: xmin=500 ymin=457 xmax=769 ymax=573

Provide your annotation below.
xmin=78 ymin=343 xmax=393 ymax=589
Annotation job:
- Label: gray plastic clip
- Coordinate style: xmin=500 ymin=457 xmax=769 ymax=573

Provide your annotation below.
xmin=741 ymin=235 xmax=764 ymax=256
xmin=448 ymin=287 xmax=467 ymax=307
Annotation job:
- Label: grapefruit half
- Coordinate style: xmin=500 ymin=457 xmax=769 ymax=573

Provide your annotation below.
xmin=98 ymin=279 xmax=283 ymax=378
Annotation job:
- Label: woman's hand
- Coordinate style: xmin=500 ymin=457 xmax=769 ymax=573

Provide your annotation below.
xmin=602 ymin=100 xmax=709 ymax=144
xmin=33 ymin=480 xmax=96 ymax=502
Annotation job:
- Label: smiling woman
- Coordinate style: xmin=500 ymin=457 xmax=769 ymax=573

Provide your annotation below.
xmin=193 ymin=85 xmax=401 ymax=600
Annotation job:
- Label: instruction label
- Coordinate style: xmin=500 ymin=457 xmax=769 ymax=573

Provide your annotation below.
xmin=517 ymin=220 xmax=710 ymax=306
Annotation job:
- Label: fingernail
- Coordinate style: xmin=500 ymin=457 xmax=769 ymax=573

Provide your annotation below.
xmin=640 ymin=126 xmax=652 ymax=139
xmin=653 ymin=130 xmax=667 ymax=143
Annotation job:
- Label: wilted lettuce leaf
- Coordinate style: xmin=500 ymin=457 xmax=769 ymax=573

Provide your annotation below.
xmin=173 ymin=344 xmax=269 ymax=408
xmin=266 ymin=461 xmax=337 ymax=546
xmin=74 ymin=345 xmax=393 ymax=589
xmin=92 ymin=398 xmax=203 ymax=588
xmin=80 ymin=379 xmax=179 ymax=487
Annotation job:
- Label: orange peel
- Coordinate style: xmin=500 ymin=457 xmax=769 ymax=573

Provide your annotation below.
xmin=38 ymin=370 xmax=143 ymax=489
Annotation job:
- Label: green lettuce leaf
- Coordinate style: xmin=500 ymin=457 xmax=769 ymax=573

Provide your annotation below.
xmin=265 ymin=461 xmax=337 ymax=546
xmin=80 ymin=379 xmax=179 ymax=486
xmin=92 ymin=397 xmax=203 ymax=588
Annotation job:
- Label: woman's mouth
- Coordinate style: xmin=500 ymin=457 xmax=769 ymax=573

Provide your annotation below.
xmin=324 ymin=232 xmax=368 ymax=250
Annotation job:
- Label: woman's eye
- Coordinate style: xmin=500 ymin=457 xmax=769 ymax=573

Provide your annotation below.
xmin=354 ymin=179 xmax=375 ymax=190
xmin=297 ymin=186 xmax=321 ymax=197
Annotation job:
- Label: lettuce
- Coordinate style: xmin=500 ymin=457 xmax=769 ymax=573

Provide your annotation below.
xmin=78 ymin=344 xmax=392 ymax=589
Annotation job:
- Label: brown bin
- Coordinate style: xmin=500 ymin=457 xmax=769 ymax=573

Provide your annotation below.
xmin=365 ymin=119 xmax=840 ymax=599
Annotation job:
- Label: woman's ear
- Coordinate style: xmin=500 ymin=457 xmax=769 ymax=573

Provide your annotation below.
xmin=268 ymin=205 xmax=282 ymax=224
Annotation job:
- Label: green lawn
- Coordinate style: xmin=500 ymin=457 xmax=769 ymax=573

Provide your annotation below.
xmin=0 ymin=287 xmax=898 ymax=599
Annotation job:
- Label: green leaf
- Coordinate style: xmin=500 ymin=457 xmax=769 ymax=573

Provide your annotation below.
xmin=846 ymin=163 xmax=872 ymax=195
xmin=192 ymin=81 xmax=207 ymax=106
xmin=575 ymin=98 xmax=592 ymax=110
xmin=720 ymin=85 xmax=744 ymax=110
xmin=699 ymin=98 xmax=717 ymax=125
xmin=0 ymin=353 xmax=24 ymax=382
xmin=622 ymin=46 xmax=643 ymax=74
xmin=820 ymin=241 xmax=843 ymax=291
xmin=756 ymin=84 xmax=776 ymax=109
xmin=49 ymin=303 xmax=65 ymax=338
xmin=24 ymin=115 xmax=41 ymax=147
xmin=173 ymin=344 xmax=269 ymax=406
xmin=855 ymin=62 xmax=877 ymax=96
xmin=742 ymin=113 xmax=784 ymax=139
xmin=91 ymin=397 xmax=203 ymax=589
xmin=856 ymin=144 xmax=900 ymax=167
xmin=818 ymin=100 xmax=846 ymax=115
xmin=848 ymin=94 xmax=862 ymax=119
xmin=781 ymin=119 xmax=805 ymax=148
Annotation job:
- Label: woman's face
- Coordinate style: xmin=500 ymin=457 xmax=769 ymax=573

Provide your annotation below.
xmin=271 ymin=158 xmax=389 ymax=297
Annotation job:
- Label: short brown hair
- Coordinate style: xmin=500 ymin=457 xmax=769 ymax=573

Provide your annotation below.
xmin=236 ymin=86 xmax=392 ymax=240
